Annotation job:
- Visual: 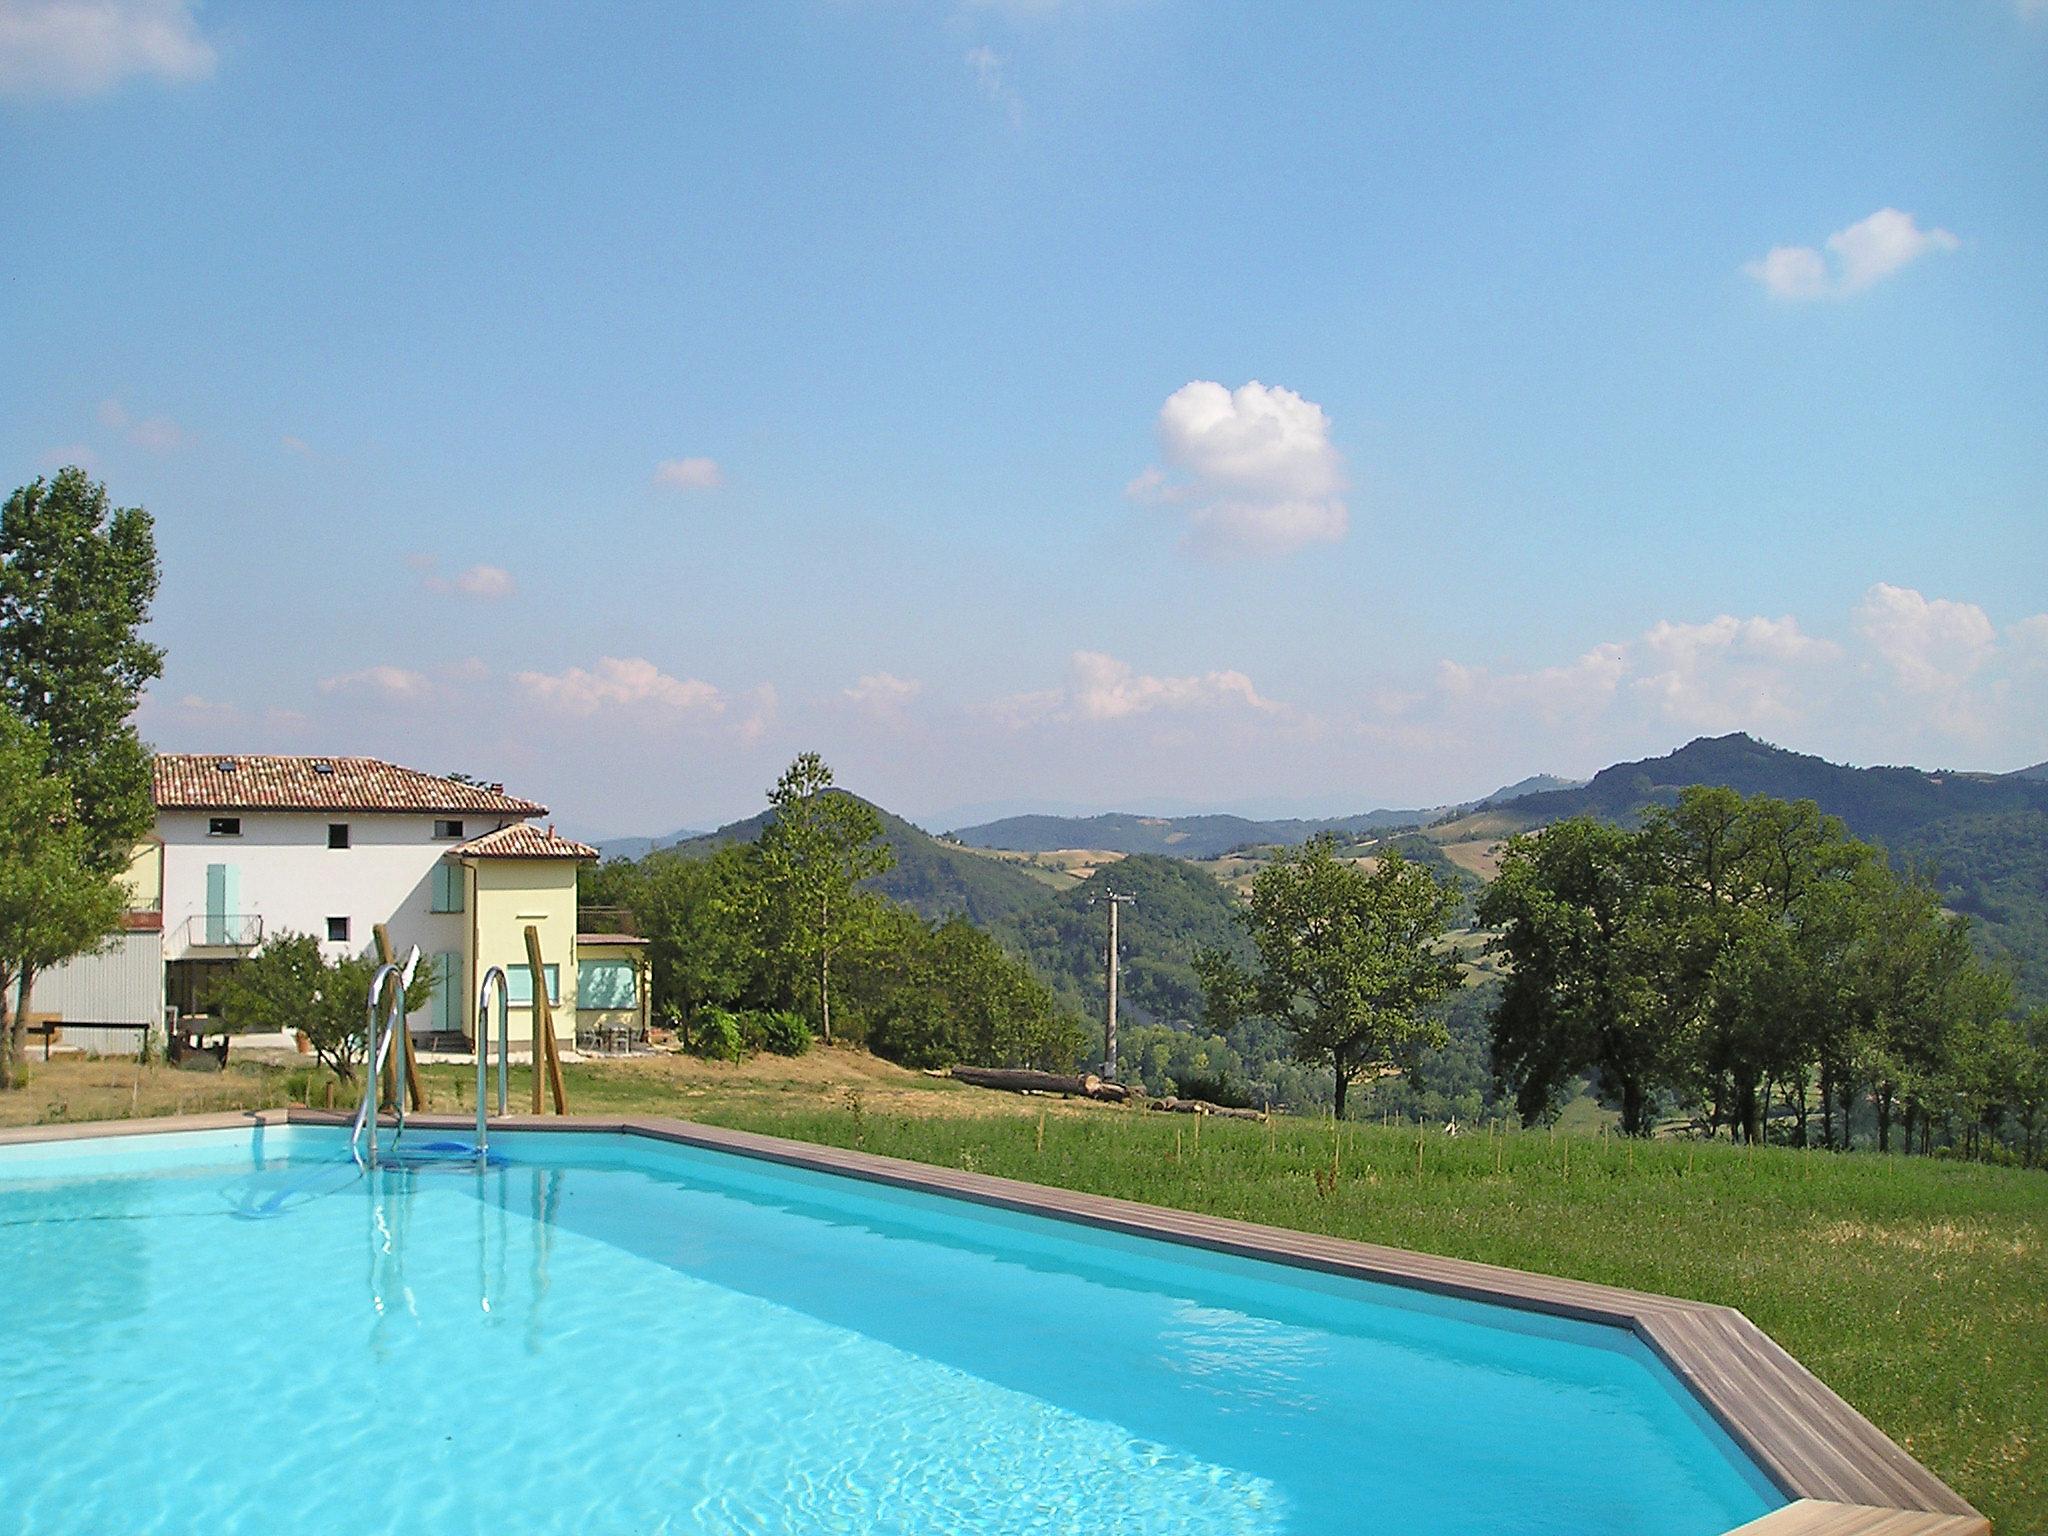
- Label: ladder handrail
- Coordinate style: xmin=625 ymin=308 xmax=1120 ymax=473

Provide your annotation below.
xmin=350 ymin=947 xmax=419 ymax=1169
xmin=476 ymin=965 xmax=510 ymax=1160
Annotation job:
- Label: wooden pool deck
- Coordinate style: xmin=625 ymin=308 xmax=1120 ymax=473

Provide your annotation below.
xmin=0 ymin=1108 xmax=1992 ymax=1536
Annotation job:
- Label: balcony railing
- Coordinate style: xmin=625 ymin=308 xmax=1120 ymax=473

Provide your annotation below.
xmin=182 ymin=913 xmax=264 ymax=949
xmin=576 ymin=906 xmax=640 ymax=937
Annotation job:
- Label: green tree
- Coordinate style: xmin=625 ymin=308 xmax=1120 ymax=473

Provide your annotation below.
xmin=0 ymin=468 xmax=163 ymax=1076
xmin=215 ymin=932 xmax=432 ymax=1082
xmin=0 ymin=708 xmax=126 ymax=1087
xmin=1478 ymin=817 xmax=1670 ymax=1135
xmin=757 ymin=753 xmax=894 ymax=1043
xmin=864 ymin=916 xmax=1085 ymax=1070
xmin=1202 ymin=837 xmax=1462 ymax=1120
xmin=582 ymin=845 xmax=768 ymax=1027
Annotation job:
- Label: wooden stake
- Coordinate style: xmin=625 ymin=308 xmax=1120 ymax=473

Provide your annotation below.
xmin=372 ymin=923 xmax=425 ymax=1112
xmin=523 ymin=925 xmax=567 ymax=1115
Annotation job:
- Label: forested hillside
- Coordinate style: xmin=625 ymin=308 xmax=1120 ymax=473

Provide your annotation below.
xmin=989 ymin=855 xmax=1251 ymax=1028
xmin=673 ymin=797 xmax=1050 ymax=927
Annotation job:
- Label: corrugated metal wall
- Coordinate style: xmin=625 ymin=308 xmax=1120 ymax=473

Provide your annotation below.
xmin=25 ymin=932 xmax=164 ymax=1028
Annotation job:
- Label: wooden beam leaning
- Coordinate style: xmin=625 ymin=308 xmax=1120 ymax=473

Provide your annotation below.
xmin=522 ymin=924 xmax=568 ymax=1115
xmin=371 ymin=923 xmax=425 ymax=1112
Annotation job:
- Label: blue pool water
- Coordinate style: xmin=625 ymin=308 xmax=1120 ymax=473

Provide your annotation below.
xmin=0 ymin=1126 xmax=1781 ymax=1535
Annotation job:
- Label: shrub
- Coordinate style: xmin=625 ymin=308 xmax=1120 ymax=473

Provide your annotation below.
xmin=690 ymin=1008 xmax=746 ymax=1064
xmin=754 ymin=1010 xmax=812 ymax=1057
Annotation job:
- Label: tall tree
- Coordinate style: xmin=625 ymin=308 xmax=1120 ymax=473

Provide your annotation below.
xmin=1478 ymin=817 xmax=1671 ymax=1135
xmin=1202 ymin=836 xmax=1462 ymax=1119
xmin=757 ymin=752 xmax=894 ymax=1043
xmin=0 ymin=708 xmax=125 ymax=1087
xmin=0 ymin=469 xmax=163 ymax=1078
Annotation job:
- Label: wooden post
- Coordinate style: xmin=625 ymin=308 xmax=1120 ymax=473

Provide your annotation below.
xmin=523 ymin=925 xmax=568 ymax=1115
xmin=372 ymin=923 xmax=425 ymax=1112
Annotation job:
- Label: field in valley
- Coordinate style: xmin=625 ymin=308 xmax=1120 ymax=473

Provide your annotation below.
xmin=5 ymin=1046 xmax=2041 ymax=1531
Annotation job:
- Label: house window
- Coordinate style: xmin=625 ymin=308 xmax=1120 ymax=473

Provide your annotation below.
xmin=208 ymin=817 xmax=242 ymax=837
xmin=505 ymin=963 xmax=560 ymax=1007
xmin=434 ymin=819 xmax=465 ymax=840
xmin=328 ymin=823 xmax=350 ymax=849
xmin=580 ymin=959 xmax=637 ymax=1010
xmin=430 ymin=863 xmax=465 ymax=914
xmin=326 ymin=916 xmax=351 ymax=943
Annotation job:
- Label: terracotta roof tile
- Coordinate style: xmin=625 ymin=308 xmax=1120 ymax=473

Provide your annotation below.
xmin=153 ymin=755 xmax=545 ymax=815
xmin=451 ymin=823 xmax=598 ymax=860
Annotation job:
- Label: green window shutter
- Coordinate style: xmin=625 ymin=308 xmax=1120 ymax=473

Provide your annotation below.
xmin=508 ymin=964 xmax=556 ymax=1006
xmin=430 ymin=864 xmax=465 ymax=914
xmin=433 ymin=952 xmax=462 ymax=1032
xmin=205 ymin=863 xmax=234 ymax=944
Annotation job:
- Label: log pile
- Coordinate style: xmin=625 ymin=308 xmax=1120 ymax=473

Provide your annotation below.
xmin=949 ymin=1066 xmax=1132 ymax=1103
xmin=1149 ymin=1096 xmax=1266 ymax=1122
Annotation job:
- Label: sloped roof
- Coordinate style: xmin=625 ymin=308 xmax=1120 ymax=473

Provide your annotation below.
xmin=153 ymin=755 xmax=545 ymax=815
xmin=452 ymin=823 xmax=598 ymax=860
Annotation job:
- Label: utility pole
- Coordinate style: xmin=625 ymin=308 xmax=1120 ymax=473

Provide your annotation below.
xmin=1099 ymin=891 xmax=1134 ymax=1081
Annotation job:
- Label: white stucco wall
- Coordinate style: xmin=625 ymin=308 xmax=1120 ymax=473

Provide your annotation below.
xmin=159 ymin=810 xmax=516 ymax=1021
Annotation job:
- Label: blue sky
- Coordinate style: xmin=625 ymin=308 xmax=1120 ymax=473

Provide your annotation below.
xmin=4 ymin=1 xmax=2043 ymax=835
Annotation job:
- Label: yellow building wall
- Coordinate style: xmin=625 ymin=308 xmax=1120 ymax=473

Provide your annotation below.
xmin=465 ymin=859 xmax=580 ymax=1049
xmin=122 ymin=841 xmax=164 ymax=911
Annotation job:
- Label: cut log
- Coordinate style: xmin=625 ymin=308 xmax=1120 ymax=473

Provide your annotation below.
xmin=1150 ymin=1096 xmax=1266 ymax=1121
xmin=950 ymin=1066 xmax=1132 ymax=1102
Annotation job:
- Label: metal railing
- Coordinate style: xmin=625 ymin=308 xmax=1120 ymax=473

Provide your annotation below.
xmin=184 ymin=913 xmax=263 ymax=948
xmin=475 ymin=966 xmax=510 ymax=1161
xmin=350 ymin=948 xmax=419 ymax=1169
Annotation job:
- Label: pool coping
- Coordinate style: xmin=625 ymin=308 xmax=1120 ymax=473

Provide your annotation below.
xmin=1 ymin=1108 xmax=1989 ymax=1536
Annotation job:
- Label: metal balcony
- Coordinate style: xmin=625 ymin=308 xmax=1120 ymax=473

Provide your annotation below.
xmin=182 ymin=913 xmax=264 ymax=949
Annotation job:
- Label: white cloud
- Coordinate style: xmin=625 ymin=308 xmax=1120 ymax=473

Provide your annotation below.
xmin=318 ymin=665 xmax=435 ymax=703
xmin=1131 ymin=380 xmax=1348 ymax=556
xmin=965 ymin=44 xmax=1022 ymax=128
xmin=1855 ymin=583 xmax=1997 ymax=696
xmin=280 ymin=435 xmax=311 ymax=456
xmin=1745 ymin=208 xmax=1958 ymax=301
xmin=843 ymin=672 xmax=923 ymax=710
xmin=96 ymin=396 xmax=186 ymax=452
xmin=992 ymin=650 xmax=1281 ymax=726
xmin=1633 ymin=615 xmax=1840 ymax=730
xmin=0 ymin=0 xmax=215 ymax=99
xmin=654 ymin=456 xmax=722 ymax=491
xmin=514 ymin=656 xmax=724 ymax=717
xmin=1437 ymin=644 xmax=1629 ymax=726
xmin=429 ymin=563 xmax=515 ymax=600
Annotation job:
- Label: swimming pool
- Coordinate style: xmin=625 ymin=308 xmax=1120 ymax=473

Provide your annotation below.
xmin=0 ymin=1117 xmax=1956 ymax=1535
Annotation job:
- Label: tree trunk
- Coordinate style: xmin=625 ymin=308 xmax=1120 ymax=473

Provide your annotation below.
xmin=1332 ymin=1043 xmax=1350 ymax=1122
xmin=1876 ymin=1085 xmax=1894 ymax=1153
xmin=1621 ymin=1077 xmax=1647 ymax=1138
xmin=0 ymin=963 xmax=17 ymax=1091
xmin=6 ymin=967 xmax=33 ymax=1088
xmin=1818 ymin=1055 xmax=1835 ymax=1150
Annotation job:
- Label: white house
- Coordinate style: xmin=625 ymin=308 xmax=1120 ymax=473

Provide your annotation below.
xmin=29 ymin=755 xmax=644 ymax=1055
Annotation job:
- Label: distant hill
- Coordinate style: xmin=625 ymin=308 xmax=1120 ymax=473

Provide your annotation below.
xmin=947 ymin=774 xmax=1571 ymax=860
xmin=1441 ymin=733 xmax=2048 ymax=1005
xmin=594 ymin=827 xmax=704 ymax=862
xmin=664 ymin=794 xmax=1051 ymax=927
xmin=1470 ymin=733 xmax=2048 ymax=847
xmin=2009 ymin=761 xmax=2048 ymax=782
xmin=1478 ymin=773 xmax=1583 ymax=804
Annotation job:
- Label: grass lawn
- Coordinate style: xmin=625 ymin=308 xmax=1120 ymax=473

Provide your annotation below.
xmin=6 ymin=1046 xmax=2043 ymax=1531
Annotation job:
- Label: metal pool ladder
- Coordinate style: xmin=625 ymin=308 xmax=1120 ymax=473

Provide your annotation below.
xmin=350 ymin=947 xmax=420 ymax=1169
xmin=474 ymin=966 xmax=510 ymax=1162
